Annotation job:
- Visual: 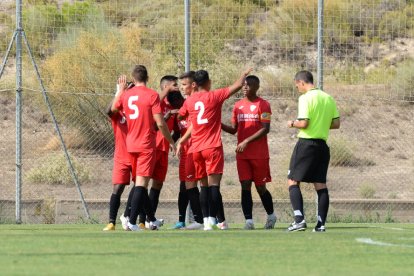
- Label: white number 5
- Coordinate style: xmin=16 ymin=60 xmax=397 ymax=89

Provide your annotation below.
xmin=128 ymin=96 xmax=139 ymax=119
xmin=195 ymin=101 xmax=208 ymax=125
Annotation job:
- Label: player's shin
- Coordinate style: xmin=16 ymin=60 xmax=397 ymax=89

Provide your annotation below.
xmin=187 ymin=187 xmax=203 ymax=224
xmin=241 ymin=189 xmax=253 ymax=220
xmin=316 ymin=188 xmax=329 ymax=227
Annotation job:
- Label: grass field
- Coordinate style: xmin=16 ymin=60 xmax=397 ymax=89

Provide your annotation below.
xmin=1 ymin=224 xmax=413 ymax=275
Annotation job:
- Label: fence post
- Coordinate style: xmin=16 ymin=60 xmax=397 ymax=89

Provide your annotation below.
xmin=317 ymin=0 xmax=324 ymax=90
xmin=15 ymin=0 xmax=23 ymax=224
xmin=184 ymin=0 xmax=190 ymax=72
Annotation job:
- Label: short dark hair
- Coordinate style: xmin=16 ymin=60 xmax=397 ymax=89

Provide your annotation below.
xmin=246 ymin=75 xmax=260 ymax=86
xmin=160 ymin=75 xmax=178 ymax=87
xmin=294 ymin=70 xmax=314 ymax=84
xmin=179 ymin=71 xmax=195 ymax=81
xmin=167 ymin=91 xmax=185 ymax=109
xmin=132 ymin=65 xmax=148 ymax=83
xmin=194 ymin=70 xmax=210 ymax=87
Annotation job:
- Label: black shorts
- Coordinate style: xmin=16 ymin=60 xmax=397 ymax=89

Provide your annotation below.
xmin=288 ymin=138 xmax=330 ymax=183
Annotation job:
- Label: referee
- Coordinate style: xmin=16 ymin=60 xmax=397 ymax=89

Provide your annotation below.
xmin=286 ymin=70 xmax=340 ymax=232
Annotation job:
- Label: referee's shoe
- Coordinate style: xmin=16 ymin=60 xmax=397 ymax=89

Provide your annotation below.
xmin=287 ymin=220 xmax=307 ymax=232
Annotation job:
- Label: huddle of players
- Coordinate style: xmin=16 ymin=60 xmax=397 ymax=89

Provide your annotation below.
xmin=103 ymin=65 xmax=339 ymax=232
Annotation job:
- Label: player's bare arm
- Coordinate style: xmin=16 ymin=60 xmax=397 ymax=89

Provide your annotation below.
xmin=228 ymin=68 xmax=253 ymax=96
xmin=154 ymin=113 xmax=177 ymax=155
xmin=221 ymin=122 xmax=237 ymax=135
xmin=288 ymin=119 xmax=309 ymax=129
xmin=111 ymin=75 xmax=127 ymax=113
xmin=175 ymin=123 xmax=192 ymax=158
xmin=236 ymin=122 xmax=270 ymax=153
xmin=330 ymin=118 xmax=340 ymax=129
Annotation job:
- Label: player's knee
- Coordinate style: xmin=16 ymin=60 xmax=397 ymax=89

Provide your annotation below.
xmin=255 ymin=185 xmax=267 ymax=196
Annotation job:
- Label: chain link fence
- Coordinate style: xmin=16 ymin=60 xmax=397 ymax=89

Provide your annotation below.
xmin=1 ymin=0 xmax=413 ymax=224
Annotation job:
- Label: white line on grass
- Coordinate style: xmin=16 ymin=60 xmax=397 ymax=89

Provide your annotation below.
xmin=368 ymin=226 xmax=404 ymax=231
xmin=356 ymin=238 xmax=414 ymax=248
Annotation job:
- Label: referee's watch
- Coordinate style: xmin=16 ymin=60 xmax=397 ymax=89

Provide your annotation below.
xmin=291 ymin=120 xmax=295 ymax=127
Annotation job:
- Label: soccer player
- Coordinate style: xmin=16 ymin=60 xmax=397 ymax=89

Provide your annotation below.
xmin=173 ymin=71 xmax=204 ymax=230
xmin=138 ymin=75 xmax=181 ymax=229
xmin=111 ymin=65 xmax=176 ymax=231
xmin=102 ymin=87 xmax=135 ymax=231
xmin=221 ymin=75 xmax=277 ymax=230
xmin=177 ymin=68 xmax=252 ymax=230
xmin=286 ymin=70 xmax=340 ymax=232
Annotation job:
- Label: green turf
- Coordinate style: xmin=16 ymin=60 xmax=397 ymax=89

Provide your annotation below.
xmin=0 ymin=223 xmax=413 ymax=275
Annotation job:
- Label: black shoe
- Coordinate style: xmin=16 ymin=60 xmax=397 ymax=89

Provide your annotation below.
xmin=287 ymin=220 xmax=307 ymax=232
xmin=313 ymin=225 xmax=326 ymax=232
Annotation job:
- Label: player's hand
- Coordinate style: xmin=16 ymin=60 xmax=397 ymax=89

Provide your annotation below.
xmin=242 ymin=67 xmax=253 ymax=77
xmin=117 ymin=75 xmax=128 ymax=91
xmin=175 ymin=141 xmax=182 ymax=158
xmin=170 ymin=143 xmax=177 ymax=157
xmin=236 ymin=140 xmax=248 ymax=153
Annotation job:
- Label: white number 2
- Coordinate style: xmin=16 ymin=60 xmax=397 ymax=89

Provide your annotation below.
xmin=128 ymin=96 xmax=139 ymax=119
xmin=195 ymin=101 xmax=208 ymax=125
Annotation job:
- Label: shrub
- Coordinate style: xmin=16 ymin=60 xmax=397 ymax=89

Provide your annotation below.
xmin=359 ymin=184 xmax=376 ymax=199
xmin=26 ymin=154 xmax=90 ymax=185
xmin=391 ymin=59 xmax=414 ymax=101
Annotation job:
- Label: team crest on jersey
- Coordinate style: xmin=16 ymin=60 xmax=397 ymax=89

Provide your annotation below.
xmin=250 ymin=105 xmax=257 ymax=112
xmin=239 ymin=106 xmax=244 ymax=110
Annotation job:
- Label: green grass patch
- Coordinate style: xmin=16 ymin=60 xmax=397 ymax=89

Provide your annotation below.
xmin=0 ymin=224 xmax=413 ymax=275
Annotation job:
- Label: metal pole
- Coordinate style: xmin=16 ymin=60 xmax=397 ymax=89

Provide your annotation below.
xmin=15 ymin=0 xmax=23 ymax=224
xmin=317 ymin=0 xmax=324 ymax=90
xmin=0 ymin=31 xmax=17 ymax=80
xmin=316 ymin=0 xmax=324 ymax=220
xmin=184 ymin=0 xmax=190 ymax=72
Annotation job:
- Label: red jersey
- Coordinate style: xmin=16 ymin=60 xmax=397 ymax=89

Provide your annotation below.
xmin=231 ymin=97 xmax=271 ymax=159
xmin=155 ymin=99 xmax=176 ymax=152
xmin=110 ymin=112 xmax=131 ymax=164
xmin=178 ymin=88 xmax=230 ymax=152
xmin=114 ymin=86 xmax=161 ymax=153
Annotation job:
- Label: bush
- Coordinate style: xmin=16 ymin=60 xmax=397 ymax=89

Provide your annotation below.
xmin=359 ymin=184 xmax=376 ymax=199
xmin=329 ymin=137 xmax=375 ymax=167
xmin=391 ymin=59 xmax=414 ymax=101
xmin=26 ymin=154 xmax=90 ymax=185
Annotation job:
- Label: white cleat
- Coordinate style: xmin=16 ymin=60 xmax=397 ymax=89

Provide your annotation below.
xmin=120 ymin=214 xmax=129 ymax=231
xmin=244 ymin=220 xmax=255 ymax=230
xmin=264 ymin=214 xmax=277 ymax=229
xmin=127 ymin=222 xmax=142 ymax=231
xmin=203 ymin=223 xmax=213 ymax=231
xmin=149 ymin=219 xmax=164 ymax=230
xmin=217 ymin=221 xmax=229 ymax=230
xmin=186 ymin=222 xmax=204 ymax=230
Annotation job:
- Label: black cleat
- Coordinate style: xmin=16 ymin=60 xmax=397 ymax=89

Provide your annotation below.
xmin=287 ymin=220 xmax=307 ymax=232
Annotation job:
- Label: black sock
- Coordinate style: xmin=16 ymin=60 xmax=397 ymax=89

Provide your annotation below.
xmin=241 ymin=189 xmax=253 ymax=220
xmin=123 ymin=186 xmax=135 ymax=218
xmin=217 ymin=198 xmax=226 ymax=223
xmin=289 ymin=185 xmax=304 ymax=223
xmin=200 ymin=186 xmax=209 ymax=218
xmin=209 ymin=186 xmax=224 ymax=221
xmin=259 ymin=190 xmax=274 ymax=215
xmin=316 ymin=188 xmax=329 ymax=227
xmin=178 ymin=182 xmax=188 ymax=223
xmin=109 ymin=193 xmax=121 ymax=224
xmin=138 ymin=210 xmax=146 ymax=224
xmin=149 ymin=188 xmax=161 ymax=215
xmin=187 ymin=187 xmax=203 ymax=224
xmin=143 ymin=190 xmax=156 ymax=222
xmin=129 ymin=187 xmax=146 ymax=225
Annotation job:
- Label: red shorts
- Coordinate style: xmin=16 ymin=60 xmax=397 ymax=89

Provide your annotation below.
xmin=180 ymin=152 xmax=197 ymax=182
xmin=151 ymin=150 xmax=169 ymax=182
xmin=112 ymin=159 xmax=133 ymax=185
xmin=193 ymin=146 xmax=224 ymax=179
xmin=237 ymin=158 xmax=271 ymax=186
xmin=130 ymin=150 xmax=156 ymax=178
